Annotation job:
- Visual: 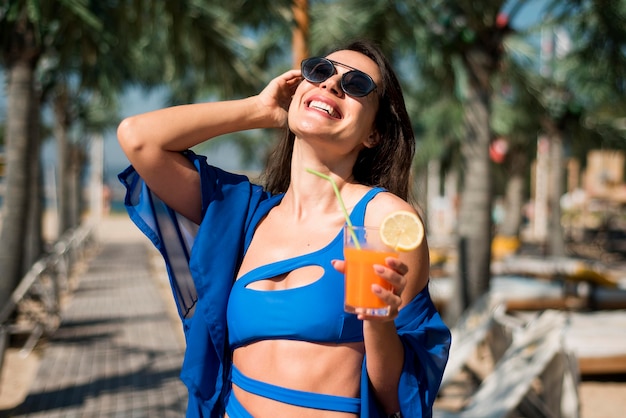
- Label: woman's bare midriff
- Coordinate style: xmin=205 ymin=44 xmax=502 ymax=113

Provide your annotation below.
xmin=228 ymin=339 xmax=365 ymax=418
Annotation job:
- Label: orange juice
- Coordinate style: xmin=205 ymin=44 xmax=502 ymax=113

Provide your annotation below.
xmin=344 ymin=247 xmax=396 ymax=315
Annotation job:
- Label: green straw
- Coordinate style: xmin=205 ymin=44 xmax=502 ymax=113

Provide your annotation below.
xmin=306 ymin=168 xmax=361 ymax=249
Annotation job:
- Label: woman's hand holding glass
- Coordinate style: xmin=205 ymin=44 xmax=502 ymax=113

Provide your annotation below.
xmin=332 ymin=256 xmax=408 ymax=321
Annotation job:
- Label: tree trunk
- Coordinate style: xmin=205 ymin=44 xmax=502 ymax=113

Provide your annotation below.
xmin=547 ymin=131 xmax=566 ymax=256
xmin=447 ymin=49 xmax=494 ymax=324
xmin=291 ymin=0 xmax=309 ymax=67
xmin=89 ymin=134 xmax=105 ymax=223
xmin=0 ymin=60 xmax=36 ymax=306
xmin=53 ymin=88 xmax=71 ymax=236
xmin=499 ymin=148 xmax=528 ymax=237
xmin=68 ymin=143 xmax=85 ymax=229
xmin=23 ymin=90 xmax=44 ymax=272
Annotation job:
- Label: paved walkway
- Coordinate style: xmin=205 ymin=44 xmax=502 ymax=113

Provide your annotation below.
xmin=7 ymin=215 xmax=188 ymax=418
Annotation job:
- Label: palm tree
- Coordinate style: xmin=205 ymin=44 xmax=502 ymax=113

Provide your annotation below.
xmin=0 ymin=1 xmax=147 ymax=306
xmin=292 ymin=0 xmax=310 ymax=66
xmin=1 ymin=1 xmax=50 ymax=306
xmin=0 ymin=0 xmax=280 ymax=305
xmin=490 ymin=71 xmax=542 ymax=241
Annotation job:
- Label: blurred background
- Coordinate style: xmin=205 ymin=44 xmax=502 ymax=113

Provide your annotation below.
xmin=1 ymin=0 xmax=625 ymax=417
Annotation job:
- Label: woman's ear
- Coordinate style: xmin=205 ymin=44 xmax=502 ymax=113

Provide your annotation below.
xmin=365 ymin=130 xmax=380 ymax=148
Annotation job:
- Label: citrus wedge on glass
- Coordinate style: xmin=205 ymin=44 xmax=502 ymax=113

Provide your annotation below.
xmin=379 ymin=210 xmax=424 ymax=252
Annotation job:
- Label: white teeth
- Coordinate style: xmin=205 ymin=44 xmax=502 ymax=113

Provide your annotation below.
xmin=309 ymin=100 xmax=337 ymax=117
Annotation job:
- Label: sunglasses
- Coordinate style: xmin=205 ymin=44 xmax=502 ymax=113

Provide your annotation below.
xmin=301 ymin=57 xmax=377 ymax=98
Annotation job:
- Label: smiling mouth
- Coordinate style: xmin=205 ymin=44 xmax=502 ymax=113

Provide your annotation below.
xmin=308 ymin=100 xmax=341 ymax=118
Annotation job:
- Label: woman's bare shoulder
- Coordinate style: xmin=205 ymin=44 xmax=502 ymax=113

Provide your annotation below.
xmin=364 ymin=191 xmax=418 ymax=225
xmin=364 ymin=190 xmax=430 ymax=297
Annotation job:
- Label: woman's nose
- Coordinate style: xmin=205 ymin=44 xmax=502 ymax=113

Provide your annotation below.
xmin=320 ymin=74 xmax=343 ymax=96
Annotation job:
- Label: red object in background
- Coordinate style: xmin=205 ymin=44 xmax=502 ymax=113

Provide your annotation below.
xmin=490 ymin=138 xmax=509 ymax=163
xmin=496 ymin=13 xmax=509 ymax=28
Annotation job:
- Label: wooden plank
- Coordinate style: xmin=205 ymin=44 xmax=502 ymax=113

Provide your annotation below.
xmin=564 ymin=311 xmax=626 ymax=374
xmin=504 ymin=298 xmax=580 ymax=311
xmin=578 ymin=355 xmax=626 ymax=375
xmin=462 ymin=311 xmax=566 ymax=418
xmin=493 ymin=256 xmax=618 ymax=287
xmin=435 ymin=311 xmax=570 ymax=418
xmin=439 ymin=294 xmax=502 ymax=387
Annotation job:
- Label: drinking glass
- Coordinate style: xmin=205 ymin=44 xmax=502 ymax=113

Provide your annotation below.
xmin=343 ymin=225 xmax=397 ymax=316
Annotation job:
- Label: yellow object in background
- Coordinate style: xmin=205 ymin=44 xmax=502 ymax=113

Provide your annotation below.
xmin=492 ymin=235 xmax=521 ymax=260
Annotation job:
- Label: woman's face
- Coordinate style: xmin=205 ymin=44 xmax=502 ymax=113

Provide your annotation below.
xmin=288 ymin=50 xmax=382 ymax=153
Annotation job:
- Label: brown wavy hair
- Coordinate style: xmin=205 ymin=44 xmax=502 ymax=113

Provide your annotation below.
xmin=261 ymin=39 xmax=415 ymax=200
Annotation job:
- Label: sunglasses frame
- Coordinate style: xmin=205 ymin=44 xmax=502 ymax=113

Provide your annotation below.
xmin=301 ymin=57 xmax=377 ymax=98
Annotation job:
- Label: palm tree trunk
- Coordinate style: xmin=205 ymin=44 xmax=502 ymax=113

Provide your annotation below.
xmin=0 ymin=60 xmax=36 ymax=306
xmin=23 ymin=90 xmax=44 ymax=272
xmin=547 ymin=131 xmax=566 ymax=256
xmin=53 ymin=88 xmax=71 ymax=236
xmin=448 ymin=49 xmax=494 ymax=324
xmin=499 ymin=147 xmax=528 ymax=237
xmin=291 ymin=0 xmax=309 ymax=67
xmin=68 ymin=143 xmax=85 ymax=229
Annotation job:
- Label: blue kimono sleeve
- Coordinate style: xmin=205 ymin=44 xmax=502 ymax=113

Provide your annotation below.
xmin=361 ymin=285 xmax=451 ymax=418
xmin=118 ymin=155 xmax=202 ymax=320
xmin=119 ymin=151 xmax=275 ymax=418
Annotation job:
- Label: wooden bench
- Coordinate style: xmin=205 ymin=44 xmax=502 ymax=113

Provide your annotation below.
xmin=435 ymin=310 xmax=579 ymax=418
xmin=439 ymin=294 xmax=506 ymax=388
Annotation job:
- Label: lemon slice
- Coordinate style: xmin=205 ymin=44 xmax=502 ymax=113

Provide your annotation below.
xmin=379 ymin=210 xmax=424 ymax=251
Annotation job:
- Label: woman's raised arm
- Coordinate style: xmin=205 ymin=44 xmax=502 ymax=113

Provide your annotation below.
xmin=117 ymin=69 xmax=302 ymax=223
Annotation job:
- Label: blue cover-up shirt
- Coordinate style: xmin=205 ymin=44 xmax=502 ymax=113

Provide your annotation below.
xmin=118 ymin=150 xmax=451 ymax=418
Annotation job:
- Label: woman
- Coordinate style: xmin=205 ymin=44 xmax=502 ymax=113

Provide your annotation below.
xmin=118 ymin=40 xmax=450 ymax=418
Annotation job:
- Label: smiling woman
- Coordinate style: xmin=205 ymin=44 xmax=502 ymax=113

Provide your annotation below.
xmin=117 ymin=39 xmax=450 ymax=418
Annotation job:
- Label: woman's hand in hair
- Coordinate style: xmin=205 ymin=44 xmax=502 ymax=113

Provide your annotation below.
xmin=256 ymin=69 xmax=302 ymax=129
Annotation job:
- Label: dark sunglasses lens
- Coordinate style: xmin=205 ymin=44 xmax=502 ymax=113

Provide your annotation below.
xmin=342 ymin=71 xmax=375 ymax=97
xmin=302 ymin=58 xmax=334 ymax=82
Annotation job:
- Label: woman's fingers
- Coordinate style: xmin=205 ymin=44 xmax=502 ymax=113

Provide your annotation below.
xmin=374 ymin=264 xmax=406 ymax=294
xmin=331 ymin=259 xmax=345 ymax=273
xmin=384 ymin=256 xmax=409 ymax=276
xmin=333 ymin=257 xmax=406 ymax=321
xmin=333 ymin=258 xmax=407 ymax=296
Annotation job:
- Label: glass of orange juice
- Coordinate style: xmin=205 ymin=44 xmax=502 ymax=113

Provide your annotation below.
xmin=343 ymin=225 xmax=397 ymax=316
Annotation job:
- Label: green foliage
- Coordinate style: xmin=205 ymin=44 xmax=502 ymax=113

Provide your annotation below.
xmin=539 ymin=0 xmax=626 ymax=146
xmin=2 ymin=0 xmax=624 ymax=167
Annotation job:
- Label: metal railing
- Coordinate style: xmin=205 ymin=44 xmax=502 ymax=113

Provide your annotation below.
xmin=0 ymin=222 xmax=95 ymax=383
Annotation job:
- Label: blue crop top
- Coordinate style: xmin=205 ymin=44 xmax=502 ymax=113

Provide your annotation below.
xmin=226 ymin=188 xmax=384 ymax=349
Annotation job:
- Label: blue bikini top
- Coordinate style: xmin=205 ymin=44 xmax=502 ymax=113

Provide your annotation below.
xmin=227 ymin=188 xmax=384 ymax=349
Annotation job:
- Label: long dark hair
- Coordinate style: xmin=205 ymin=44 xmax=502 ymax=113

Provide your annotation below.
xmin=261 ymin=40 xmax=415 ymax=200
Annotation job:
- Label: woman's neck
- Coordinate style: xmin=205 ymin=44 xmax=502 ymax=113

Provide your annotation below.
xmin=278 ymin=135 xmax=365 ymax=219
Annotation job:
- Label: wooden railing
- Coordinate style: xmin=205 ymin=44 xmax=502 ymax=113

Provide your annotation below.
xmin=0 ymin=223 xmax=95 ymax=383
